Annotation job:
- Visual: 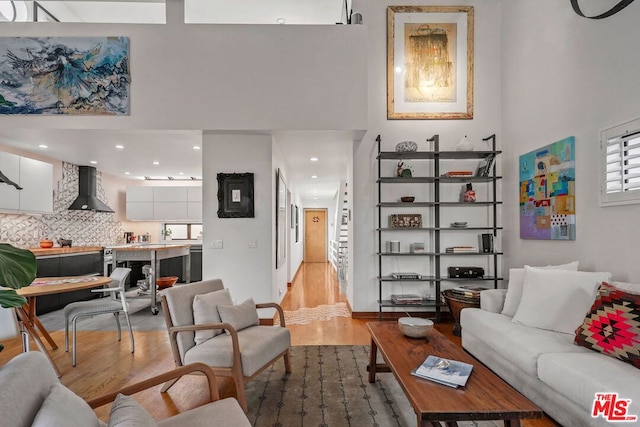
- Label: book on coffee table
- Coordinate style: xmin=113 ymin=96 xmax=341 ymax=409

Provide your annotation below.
xmin=411 ymin=355 xmax=473 ymax=388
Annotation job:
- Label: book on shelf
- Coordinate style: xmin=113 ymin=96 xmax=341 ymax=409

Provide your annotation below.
xmin=450 ymin=285 xmax=485 ymax=298
xmin=411 ymin=355 xmax=473 ymax=388
xmin=445 ymin=246 xmax=477 ymax=253
xmin=441 ymin=171 xmax=473 ymax=177
xmin=391 ymin=272 xmax=422 ymax=280
xmin=390 ymin=294 xmax=423 ymax=304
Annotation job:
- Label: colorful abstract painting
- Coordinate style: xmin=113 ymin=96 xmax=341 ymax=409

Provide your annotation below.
xmin=0 ymin=37 xmax=129 ymax=115
xmin=519 ymin=136 xmax=576 ymax=240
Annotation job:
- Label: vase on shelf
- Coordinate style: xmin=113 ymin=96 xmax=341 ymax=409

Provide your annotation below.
xmin=455 ymin=135 xmax=474 ymax=151
xmin=462 ymin=183 xmax=476 ymax=203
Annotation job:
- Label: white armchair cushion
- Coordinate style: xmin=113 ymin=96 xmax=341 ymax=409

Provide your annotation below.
xmin=108 ymin=394 xmax=157 ymax=427
xmin=501 ymin=261 xmax=579 ymax=316
xmin=32 ymin=384 xmax=100 ymax=427
xmin=193 ymin=288 xmax=233 ymax=345
xmin=512 ymin=267 xmax=611 ymax=334
xmin=217 ymin=298 xmax=259 ymax=335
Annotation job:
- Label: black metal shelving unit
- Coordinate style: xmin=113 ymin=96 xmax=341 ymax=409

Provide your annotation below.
xmin=376 ymin=134 xmax=503 ymax=321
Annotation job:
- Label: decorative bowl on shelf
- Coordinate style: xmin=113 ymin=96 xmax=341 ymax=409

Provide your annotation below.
xmin=400 ymin=196 xmax=415 ymax=203
xmin=39 ymin=240 xmax=54 ymax=249
xmin=398 ymin=317 xmax=434 ymax=338
xmin=395 ymin=141 xmax=418 ymax=152
xmin=156 ymin=276 xmax=178 ymax=289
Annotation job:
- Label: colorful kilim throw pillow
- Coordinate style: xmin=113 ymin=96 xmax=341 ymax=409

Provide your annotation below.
xmin=574 ymin=282 xmax=640 ymax=369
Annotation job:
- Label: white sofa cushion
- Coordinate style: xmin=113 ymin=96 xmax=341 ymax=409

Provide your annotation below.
xmin=501 ymin=261 xmax=579 ymax=317
xmin=460 ymin=308 xmax=590 ymax=377
xmin=32 ymin=383 xmax=100 ymax=427
xmin=538 ymin=352 xmax=640 ymax=421
xmin=512 ymin=268 xmax=611 ymax=334
xmin=192 ymin=288 xmax=233 ymax=345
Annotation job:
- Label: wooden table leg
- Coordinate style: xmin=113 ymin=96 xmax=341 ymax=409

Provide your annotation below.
xmin=504 ymin=420 xmax=521 ymax=427
xmin=368 ymin=338 xmax=378 ymax=383
xmin=15 ymin=306 xmax=62 ymax=377
xmin=25 ymin=298 xmax=58 ymax=350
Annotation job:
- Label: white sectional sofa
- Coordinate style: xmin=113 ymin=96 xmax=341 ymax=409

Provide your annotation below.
xmin=461 ymin=267 xmax=640 ymax=427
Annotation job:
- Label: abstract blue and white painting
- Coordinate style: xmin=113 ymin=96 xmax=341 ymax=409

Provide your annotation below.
xmin=0 ymin=37 xmax=130 ymax=115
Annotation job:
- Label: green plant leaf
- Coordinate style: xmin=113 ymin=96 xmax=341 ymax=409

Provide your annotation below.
xmin=0 ymin=243 xmax=37 ymax=290
xmin=0 ymin=289 xmax=26 ymax=308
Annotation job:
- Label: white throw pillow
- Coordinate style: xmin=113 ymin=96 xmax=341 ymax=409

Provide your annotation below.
xmin=512 ymin=267 xmax=612 ymax=334
xmin=193 ymin=288 xmax=233 ymax=345
xmin=217 ymin=298 xmax=259 ymax=335
xmin=108 ymin=394 xmax=157 ymax=427
xmin=501 ymin=261 xmax=579 ymax=317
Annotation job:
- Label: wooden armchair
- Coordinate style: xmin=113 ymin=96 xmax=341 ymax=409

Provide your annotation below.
xmin=160 ymin=279 xmax=291 ymax=412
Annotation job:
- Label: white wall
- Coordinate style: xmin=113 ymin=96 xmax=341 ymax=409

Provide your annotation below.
xmin=350 ymin=0 xmax=503 ymax=311
xmin=501 ymin=1 xmax=640 ymax=282
xmin=202 ymin=133 xmax=273 ymax=304
xmin=0 ymin=23 xmax=367 ymax=131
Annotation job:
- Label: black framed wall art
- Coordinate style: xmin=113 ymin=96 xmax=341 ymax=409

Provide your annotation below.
xmin=217 ymin=172 xmax=254 ymax=218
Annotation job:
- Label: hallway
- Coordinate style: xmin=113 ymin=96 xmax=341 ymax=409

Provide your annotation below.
xmin=279 ymin=262 xmax=370 ymax=346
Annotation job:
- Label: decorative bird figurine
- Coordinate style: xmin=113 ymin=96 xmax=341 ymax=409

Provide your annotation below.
xmin=0 ymin=169 xmax=22 ymax=190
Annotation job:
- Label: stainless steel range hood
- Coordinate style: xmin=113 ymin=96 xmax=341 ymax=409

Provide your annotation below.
xmin=68 ymin=166 xmax=114 ymax=213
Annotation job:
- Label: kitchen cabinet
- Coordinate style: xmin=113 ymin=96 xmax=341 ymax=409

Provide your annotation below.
xmin=19 ymin=157 xmax=53 ymax=213
xmin=0 ymin=152 xmax=53 ymax=213
xmin=126 ymin=201 xmax=154 ymax=220
xmin=126 ymin=185 xmax=202 ymax=221
xmin=0 ymin=151 xmax=20 ymax=211
xmin=153 ymin=202 xmax=188 ymax=220
xmin=154 ymin=187 xmax=188 ymax=202
xmin=34 ymin=250 xmax=104 ymax=315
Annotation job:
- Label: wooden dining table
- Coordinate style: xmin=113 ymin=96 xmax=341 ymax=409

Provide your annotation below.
xmin=16 ymin=275 xmax=112 ymax=376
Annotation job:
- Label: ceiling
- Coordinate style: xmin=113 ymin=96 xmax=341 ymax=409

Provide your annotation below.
xmin=0 ymin=0 xmax=354 ymax=202
xmin=0 ymin=128 xmax=352 ymax=202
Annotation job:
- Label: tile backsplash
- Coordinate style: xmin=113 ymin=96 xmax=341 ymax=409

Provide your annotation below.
xmin=0 ymin=162 xmax=124 ymax=248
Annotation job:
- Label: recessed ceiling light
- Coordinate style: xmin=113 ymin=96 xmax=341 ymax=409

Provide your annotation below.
xmin=276 ymin=17 xmax=286 ymax=24
xmin=115 ymin=144 xmax=124 ymax=149
xmin=314 ymin=197 xmax=319 ymax=200
xmin=193 ymin=145 xmax=201 ymax=150
xmin=124 ymin=172 xmax=130 ymax=175
xmin=90 ymin=160 xmax=97 ymax=165
xmin=311 ymin=175 xmax=318 ymax=179
xmin=153 ymin=161 xmax=160 ymax=165
xmin=38 ymin=144 xmax=48 ymax=149
xmin=179 ymin=172 xmax=184 ymax=175
xmin=310 ymin=157 xmax=319 ymax=162
xmin=313 ymin=190 xmax=318 ymax=194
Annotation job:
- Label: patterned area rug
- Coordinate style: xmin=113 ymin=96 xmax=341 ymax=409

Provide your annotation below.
xmin=284 ymin=303 xmax=351 ymax=325
xmin=245 ymin=345 xmax=501 ymax=427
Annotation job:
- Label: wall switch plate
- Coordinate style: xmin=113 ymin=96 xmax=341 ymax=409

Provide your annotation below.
xmin=248 ymin=240 xmax=257 ymax=249
xmin=213 ymin=240 xmax=223 ymax=249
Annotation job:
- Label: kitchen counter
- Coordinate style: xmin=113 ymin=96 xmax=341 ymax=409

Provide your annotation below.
xmin=112 ymin=244 xmax=190 ymax=251
xmin=29 ymin=246 xmax=103 ymax=257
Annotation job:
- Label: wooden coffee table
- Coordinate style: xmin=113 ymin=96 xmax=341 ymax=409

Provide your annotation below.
xmin=367 ymin=321 xmax=542 ymax=426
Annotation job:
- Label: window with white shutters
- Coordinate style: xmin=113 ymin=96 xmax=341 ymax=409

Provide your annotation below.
xmin=601 ymin=117 xmax=640 ymax=206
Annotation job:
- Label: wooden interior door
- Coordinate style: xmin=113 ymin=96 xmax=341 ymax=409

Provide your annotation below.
xmin=304 ymin=209 xmax=327 ymax=263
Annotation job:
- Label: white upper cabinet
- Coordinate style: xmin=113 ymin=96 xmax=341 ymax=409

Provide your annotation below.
xmin=19 ymin=157 xmax=53 ymax=213
xmin=0 ymin=152 xmax=20 ymax=211
xmin=126 ymin=186 xmax=154 ymax=202
xmin=0 ymin=152 xmax=53 ymax=214
xmin=126 ymin=185 xmax=202 ymax=221
xmin=154 ymin=187 xmax=188 ymax=202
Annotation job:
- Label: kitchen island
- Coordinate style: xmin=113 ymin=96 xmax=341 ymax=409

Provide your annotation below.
xmin=111 ymin=244 xmax=190 ymax=314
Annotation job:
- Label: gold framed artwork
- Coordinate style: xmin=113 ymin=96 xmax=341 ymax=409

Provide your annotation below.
xmin=387 ymin=6 xmax=474 ymax=120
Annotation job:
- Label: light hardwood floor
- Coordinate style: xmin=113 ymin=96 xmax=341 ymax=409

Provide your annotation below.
xmin=0 ymin=262 xmax=558 ymax=425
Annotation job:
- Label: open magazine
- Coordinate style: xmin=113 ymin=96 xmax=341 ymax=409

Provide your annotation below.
xmin=411 ymin=355 xmax=473 ymax=388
